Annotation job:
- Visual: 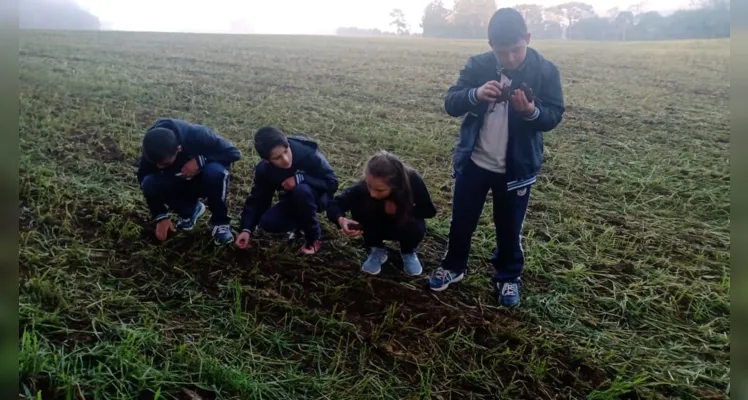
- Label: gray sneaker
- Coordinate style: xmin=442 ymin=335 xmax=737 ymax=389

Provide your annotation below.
xmin=401 ymin=252 xmax=423 ymax=276
xmin=362 ymin=247 xmax=388 ymax=275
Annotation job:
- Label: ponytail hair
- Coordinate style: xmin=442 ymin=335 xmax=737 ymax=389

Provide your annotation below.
xmin=364 ymin=151 xmax=414 ymax=226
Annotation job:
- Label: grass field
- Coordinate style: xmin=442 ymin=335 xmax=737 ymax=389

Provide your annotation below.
xmin=18 ymin=31 xmax=730 ymax=399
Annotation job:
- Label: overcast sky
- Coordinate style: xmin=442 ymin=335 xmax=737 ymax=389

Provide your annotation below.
xmin=74 ymin=0 xmax=692 ymax=34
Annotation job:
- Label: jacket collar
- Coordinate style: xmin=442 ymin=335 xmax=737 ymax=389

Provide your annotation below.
xmin=496 ymin=47 xmax=537 ymax=79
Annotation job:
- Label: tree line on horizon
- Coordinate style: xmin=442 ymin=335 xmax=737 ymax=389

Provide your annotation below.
xmin=340 ymin=0 xmax=730 ymax=41
xmin=19 ymin=0 xmax=729 ymax=42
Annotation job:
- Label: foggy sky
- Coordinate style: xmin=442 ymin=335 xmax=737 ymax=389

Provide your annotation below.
xmin=74 ymin=0 xmax=692 ymax=34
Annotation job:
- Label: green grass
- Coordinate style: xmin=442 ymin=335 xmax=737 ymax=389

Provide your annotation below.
xmin=18 ymin=31 xmax=729 ymax=399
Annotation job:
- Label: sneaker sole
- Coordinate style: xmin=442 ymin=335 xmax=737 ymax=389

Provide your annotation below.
xmin=429 ymin=273 xmax=465 ymax=292
xmin=179 ymin=203 xmax=206 ymax=231
xmin=362 ymin=255 xmax=387 ymax=275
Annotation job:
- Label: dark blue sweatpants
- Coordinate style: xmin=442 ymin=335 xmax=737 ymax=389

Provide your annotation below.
xmin=258 ymin=183 xmax=324 ymax=243
xmin=140 ymin=162 xmax=231 ymax=226
xmin=441 ymin=160 xmax=531 ymax=281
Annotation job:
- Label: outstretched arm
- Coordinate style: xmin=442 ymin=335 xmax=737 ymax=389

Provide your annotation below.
xmin=239 ymin=170 xmax=274 ymax=233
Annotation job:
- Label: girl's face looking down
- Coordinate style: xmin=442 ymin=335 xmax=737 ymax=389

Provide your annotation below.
xmin=365 ymin=175 xmax=392 ymax=200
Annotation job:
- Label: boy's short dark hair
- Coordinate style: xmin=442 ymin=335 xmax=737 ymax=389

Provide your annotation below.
xmin=143 ymin=127 xmax=179 ymax=163
xmin=254 ymin=126 xmax=289 ymax=160
xmin=488 ymin=8 xmax=528 ymax=46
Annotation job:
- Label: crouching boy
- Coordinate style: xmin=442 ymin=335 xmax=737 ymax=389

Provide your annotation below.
xmin=137 ymin=118 xmax=242 ymax=245
xmin=235 ymin=127 xmax=339 ymax=254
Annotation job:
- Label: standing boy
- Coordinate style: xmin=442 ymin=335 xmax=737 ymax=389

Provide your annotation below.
xmin=137 ymin=118 xmax=241 ymax=246
xmin=234 ymin=127 xmax=339 ymax=255
xmin=428 ymin=8 xmax=565 ymax=307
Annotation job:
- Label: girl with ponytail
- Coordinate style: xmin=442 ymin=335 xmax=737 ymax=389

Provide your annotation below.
xmin=327 ymin=151 xmax=437 ymax=275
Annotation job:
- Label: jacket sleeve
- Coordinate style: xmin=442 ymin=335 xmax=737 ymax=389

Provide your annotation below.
xmin=239 ymin=168 xmax=274 ymax=233
xmin=183 ymin=124 xmax=242 ymax=168
xmin=136 ymin=156 xmax=169 ymax=220
xmin=296 ymin=151 xmax=339 ymax=196
xmin=522 ymin=61 xmax=565 ymax=132
xmin=444 ymin=56 xmax=486 ymax=118
xmin=136 ymin=155 xmax=158 ymax=186
xmin=409 ymin=172 xmax=437 ymax=219
xmin=326 ymin=184 xmax=361 ymax=228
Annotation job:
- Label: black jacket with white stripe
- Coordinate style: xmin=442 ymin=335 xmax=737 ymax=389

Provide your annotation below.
xmin=239 ymin=136 xmax=339 ymax=233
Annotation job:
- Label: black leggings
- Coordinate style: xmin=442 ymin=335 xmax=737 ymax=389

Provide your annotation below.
xmin=358 ymin=217 xmax=426 ymax=254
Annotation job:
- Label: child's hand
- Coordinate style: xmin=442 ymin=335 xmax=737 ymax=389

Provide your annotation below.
xmin=477 ymin=80 xmax=502 ymax=102
xmin=339 ymin=217 xmax=362 ymax=238
xmin=181 ymin=158 xmax=200 ymax=178
xmin=235 ymin=231 xmax=251 ymax=249
xmin=282 ymin=176 xmax=297 ymax=191
xmin=384 ymin=200 xmax=397 ymax=215
xmin=510 ymin=89 xmax=535 ymax=117
xmin=155 ymin=219 xmax=176 ymax=241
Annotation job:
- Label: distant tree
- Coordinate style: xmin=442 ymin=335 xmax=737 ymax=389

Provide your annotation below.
xmin=626 ymin=2 xmax=647 ymax=15
xmin=538 ymin=20 xmax=564 ymax=39
xmin=20 ymin=0 xmax=100 ymax=30
xmin=515 ymin=4 xmax=544 ymax=30
xmin=389 ymin=8 xmax=410 ymax=35
xmin=515 ymin=4 xmax=562 ymax=39
xmin=450 ymin=0 xmax=496 ymax=38
xmin=662 ymin=8 xmax=730 ymax=39
xmin=545 ymin=2 xmax=596 ymax=39
xmin=605 ymin=6 xmax=620 ymax=18
xmin=421 ymin=0 xmax=451 ymax=37
xmin=613 ymin=11 xmax=635 ymax=40
xmin=568 ymin=17 xmax=613 ymax=40
xmin=630 ymin=11 xmax=665 ymax=40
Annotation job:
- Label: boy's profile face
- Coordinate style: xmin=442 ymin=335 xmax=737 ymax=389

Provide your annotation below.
xmin=491 ymin=34 xmax=530 ymax=71
xmin=267 ymin=145 xmax=292 ymax=169
xmin=156 ymin=145 xmax=182 ymax=169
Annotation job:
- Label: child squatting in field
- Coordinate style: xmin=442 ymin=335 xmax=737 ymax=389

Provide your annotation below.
xmin=427 ymin=8 xmax=566 ymax=307
xmin=235 ymin=127 xmax=339 ymax=255
xmin=137 ymin=118 xmax=242 ymax=246
xmin=326 ymin=151 xmax=437 ymax=276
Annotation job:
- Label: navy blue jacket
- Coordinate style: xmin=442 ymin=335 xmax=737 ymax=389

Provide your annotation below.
xmin=240 ymin=136 xmax=339 ymax=232
xmin=136 ymin=118 xmax=241 ymax=185
xmin=446 ymin=47 xmax=565 ymax=190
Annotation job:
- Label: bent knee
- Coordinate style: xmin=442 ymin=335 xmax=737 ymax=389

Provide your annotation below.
xmin=404 ymin=218 xmax=427 ymax=235
xmin=291 ymin=183 xmax=315 ymax=200
xmin=202 ymin=163 xmax=229 ymax=183
xmin=141 ymin=174 xmax=166 ymax=196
